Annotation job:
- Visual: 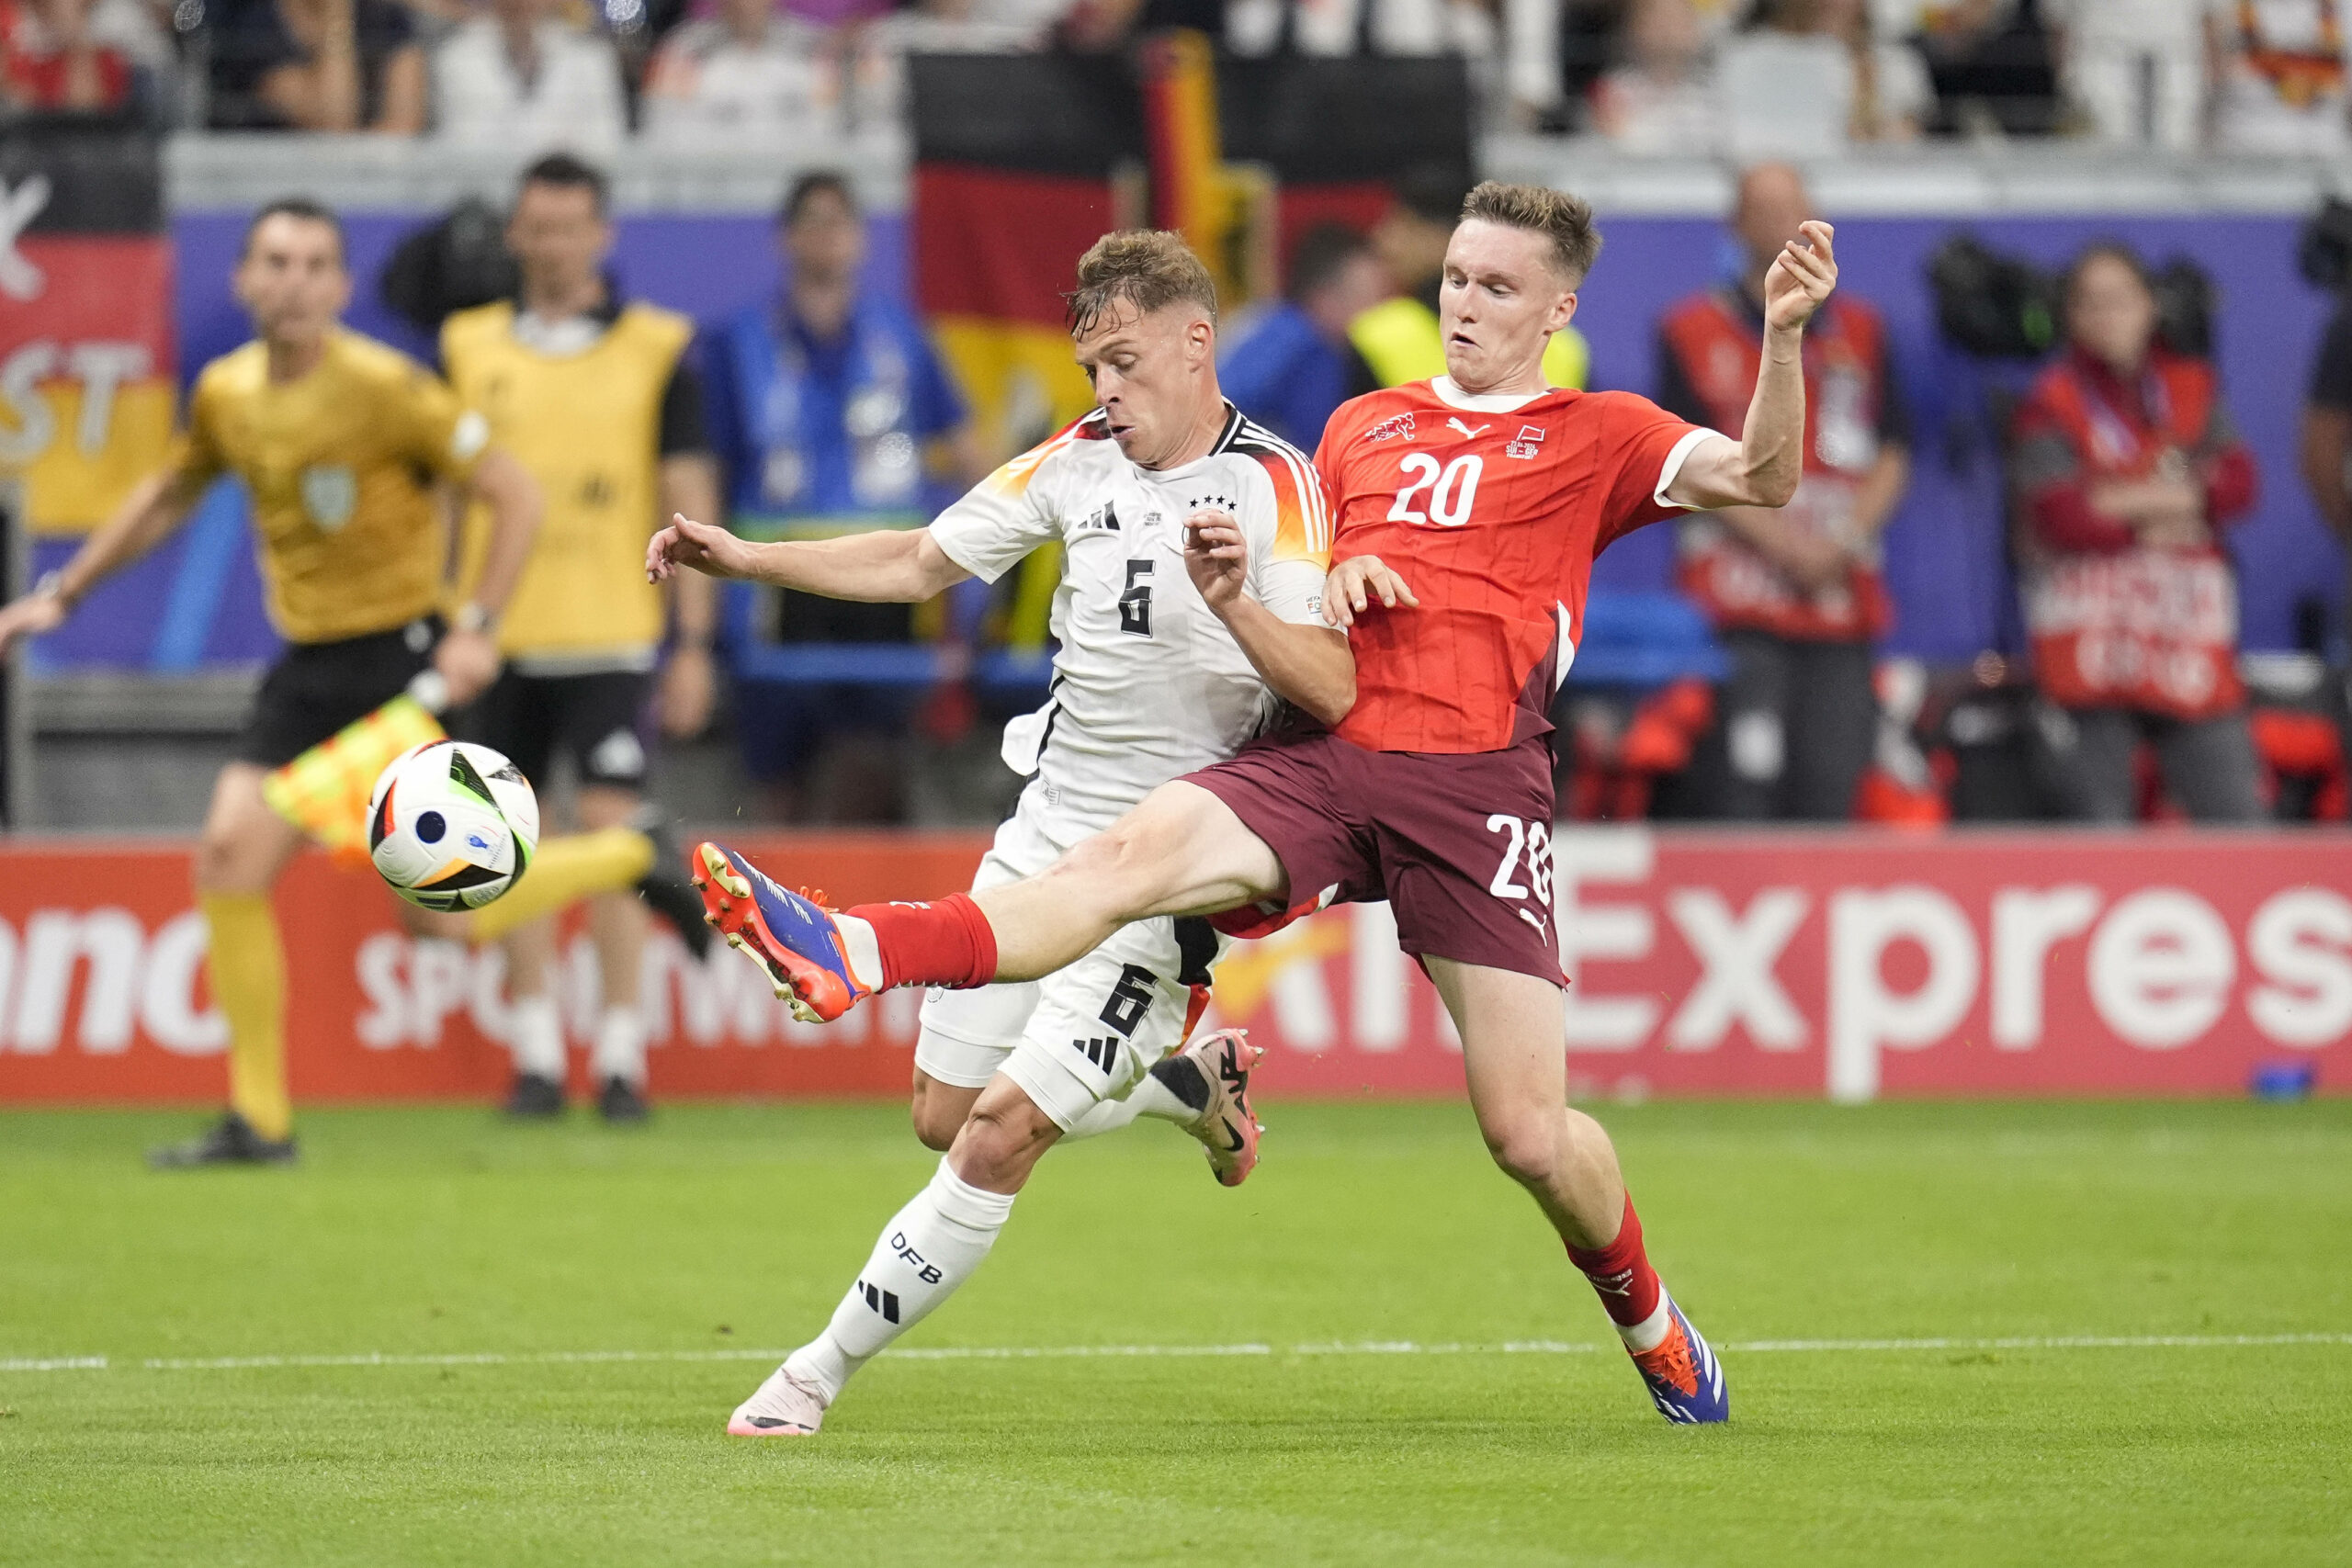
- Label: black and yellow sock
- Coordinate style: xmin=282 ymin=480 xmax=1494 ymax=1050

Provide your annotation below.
xmin=201 ymin=891 xmax=291 ymax=1142
xmin=467 ymin=828 xmax=654 ymax=943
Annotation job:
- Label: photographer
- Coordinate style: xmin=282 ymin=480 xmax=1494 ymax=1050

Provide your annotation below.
xmin=2008 ymin=242 xmax=2264 ymax=823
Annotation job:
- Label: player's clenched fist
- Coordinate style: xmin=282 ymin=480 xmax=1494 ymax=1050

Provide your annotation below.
xmin=647 ymin=513 xmax=758 ymax=582
xmin=1321 ymin=555 xmax=1419 ymax=629
xmin=1182 ymin=508 xmax=1249 ymax=612
xmin=1763 ymin=219 xmax=1838 ymax=334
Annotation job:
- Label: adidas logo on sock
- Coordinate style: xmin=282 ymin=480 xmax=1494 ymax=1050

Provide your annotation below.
xmin=1070 ymin=1037 xmax=1118 ymax=1074
xmin=856 ymin=1279 xmax=900 ymax=1325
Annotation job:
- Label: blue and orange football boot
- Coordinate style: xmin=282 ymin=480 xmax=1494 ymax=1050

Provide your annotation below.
xmin=691 ymin=842 xmax=876 ymax=1023
xmin=1629 ymin=1298 xmax=1729 ymax=1424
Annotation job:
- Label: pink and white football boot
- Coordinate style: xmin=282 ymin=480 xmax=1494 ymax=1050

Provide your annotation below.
xmin=1164 ymin=1028 xmax=1263 ymax=1187
xmin=726 ymin=1364 xmax=830 ymax=1438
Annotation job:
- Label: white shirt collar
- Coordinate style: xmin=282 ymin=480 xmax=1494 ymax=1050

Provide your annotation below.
xmin=1430 ymin=376 xmax=1557 ymax=414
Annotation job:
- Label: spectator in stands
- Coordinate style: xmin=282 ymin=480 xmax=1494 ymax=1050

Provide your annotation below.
xmin=432 ymin=0 xmax=627 ymax=160
xmin=1351 ymin=167 xmax=1587 ymax=390
xmin=1591 ymin=0 xmax=1724 ymax=153
xmin=1720 ymin=0 xmax=1933 ymax=154
xmin=2008 ymin=242 xmax=2265 ymax=822
xmin=1874 ymin=0 xmax=2062 ymax=135
xmin=704 ymin=172 xmax=979 ymax=819
xmin=2209 ymin=0 xmax=2352 ymax=156
xmin=2043 ymin=0 xmax=2204 ymax=150
xmin=639 ymin=0 xmax=833 ymax=151
xmin=1219 ymin=223 xmax=1387 ymax=450
xmin=2301 ymin=282 xmax=2352 ymax=750
xmin=1227 ymin=0 xmax=1493 ymax=61
xmin=207 ymin=0 xmax=425 ymax=130
xmin=1 ymin=0 xmax=133 ymax=109
xmin=1658 ymin=163 xmax=1911 ymax=821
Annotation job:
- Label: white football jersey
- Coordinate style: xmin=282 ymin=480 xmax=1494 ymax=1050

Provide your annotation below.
xmin=930 ymin=402 xmax=1332 ymax=834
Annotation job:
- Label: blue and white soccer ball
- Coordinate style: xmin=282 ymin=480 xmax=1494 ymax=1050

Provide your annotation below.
xmin=367 ymin=739 xmax=541 ymax=911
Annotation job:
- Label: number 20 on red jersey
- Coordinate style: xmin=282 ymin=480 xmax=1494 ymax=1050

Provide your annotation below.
xmin=1387 ymin=453 xmax=1483 ymax=528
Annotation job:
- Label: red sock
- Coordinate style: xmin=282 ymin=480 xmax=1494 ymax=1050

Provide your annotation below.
xmin=1565 ymin=1194 xmax=1664 ymax=1332
xmin=845 ymin=894 xmax=999 ymax=990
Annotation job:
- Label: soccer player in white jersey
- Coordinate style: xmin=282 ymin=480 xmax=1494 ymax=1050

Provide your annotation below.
xmin=645 ymin=232 xmax=1351 ymax=1434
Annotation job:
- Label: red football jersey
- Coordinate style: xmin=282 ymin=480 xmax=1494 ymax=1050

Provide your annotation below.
xmin=1316 ymin=380 xmax=1713 ymax=754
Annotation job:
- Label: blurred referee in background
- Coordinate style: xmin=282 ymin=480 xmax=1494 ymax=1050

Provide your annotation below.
xmin=0 ymin=199 xmax=545 ymax=1165
xmin=442 ymin=154 xmax=722 ymax=1122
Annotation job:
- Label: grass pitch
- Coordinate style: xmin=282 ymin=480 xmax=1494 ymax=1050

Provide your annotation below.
xmin=3 ymin=1098 xmax=2347 ymax=1566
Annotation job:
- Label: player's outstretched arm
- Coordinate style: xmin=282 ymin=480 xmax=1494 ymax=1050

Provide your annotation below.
xmin=647 ymin=514 xmax=973 ymax=604
xmin=0 ymin=473 xmax=188 ymax=650
xmin=1184 ymin=511 xmax=1355 ymax=727
xmin=1667 ymin=219 xmax=1838 ymax=512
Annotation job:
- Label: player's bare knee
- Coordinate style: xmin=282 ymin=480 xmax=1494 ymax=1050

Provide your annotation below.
xmin=951 ymin=1094 xmax=1057 ymax=1190
xmin=1481 ymin=1113 xmax=1566 ymax=1190
xmin=1051 ymin=822 xmax=1173 ymax=919
xmin=195 ymin=821 xmax=269 ymax=895
xmin=908 ymin=1086 xmax=966 ymax=1152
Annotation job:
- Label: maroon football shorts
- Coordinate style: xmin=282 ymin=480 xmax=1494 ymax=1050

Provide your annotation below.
xmin=1182 ymin=729 xmax=1564 ymax=986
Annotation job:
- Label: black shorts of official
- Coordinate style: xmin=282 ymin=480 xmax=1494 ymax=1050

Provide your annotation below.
xmin=458 ymin=668 xmax=654 ymax=795
xmin=234 ymin=616 xmax=441 ymax=769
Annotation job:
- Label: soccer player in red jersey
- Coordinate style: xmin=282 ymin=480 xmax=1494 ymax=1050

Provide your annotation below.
xmin=702 ymin=180 xmax=1837 ymax=1426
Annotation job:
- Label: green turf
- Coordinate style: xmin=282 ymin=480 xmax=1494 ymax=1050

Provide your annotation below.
xmin=3 ymin=1099 xmax=2347 ymax=1566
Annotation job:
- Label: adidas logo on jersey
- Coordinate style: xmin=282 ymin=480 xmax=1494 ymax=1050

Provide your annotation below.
xmin=1362 ymin=412 xmax=1416 ymax=444
xmin=1506 ymin=425 xmax=1547 ymax=459
xmin=1070 ymin=1036 xmax=1119 ymax=1074
xmin=1079 ymin=502 xmax=1121 ymax=532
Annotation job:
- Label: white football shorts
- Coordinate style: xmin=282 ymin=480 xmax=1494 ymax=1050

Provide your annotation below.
xmin=915 ymin=791 xmax=1223 ymax=1129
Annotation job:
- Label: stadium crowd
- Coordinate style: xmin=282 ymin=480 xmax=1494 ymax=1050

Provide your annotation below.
xmin=6 ymin=0 xmax=2347 ymax=157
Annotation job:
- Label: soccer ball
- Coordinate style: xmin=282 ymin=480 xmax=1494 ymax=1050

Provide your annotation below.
xmin=366 ymin=740 xmax=540 ymax=911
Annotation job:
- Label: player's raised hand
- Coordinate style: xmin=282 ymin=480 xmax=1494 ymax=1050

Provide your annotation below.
xmin=1183 ymin=508 xmax=1249 ymax=612
xmin=1321 ymin=555 xmax=1419 ymax=629
xmin=1763 ymin=220 xmax=1838 ymax=334
xmin=647 ymin=514 xmax=759 ymax=582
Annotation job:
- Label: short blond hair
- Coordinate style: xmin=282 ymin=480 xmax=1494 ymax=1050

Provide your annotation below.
xmin=1065 ymin=231 xmax=1219 ymax=336
xmin=1460 ymin=180 xmax=1600 ymax=287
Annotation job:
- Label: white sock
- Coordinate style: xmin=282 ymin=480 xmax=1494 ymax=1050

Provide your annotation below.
xmin=832 ymin=911 xmax=885 ymax=992
xmin=1062 ymin=1071 xmax=1193 ymax=1142
xmin=1619 ymin=1295 xmax=1673 ymax=1354
xmin=783 ymin=1156 xmax=1015 ymax=1403
xmin=509 ymin=995 xmax=563 ymax=1080
xmin=591 ymin=1006 xmax=646 ymax=1086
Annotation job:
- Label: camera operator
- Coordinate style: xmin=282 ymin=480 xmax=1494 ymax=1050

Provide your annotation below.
xmin=2007 ymin=242 xmax=2264 ymax=823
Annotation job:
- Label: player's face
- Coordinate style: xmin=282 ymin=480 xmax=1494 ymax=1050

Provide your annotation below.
xmin=1437 ymin=219 xmax=1577 ymax=394
xmin=1072 ymin=300 xmax=1215 ymax=468
xmin=234 ymin=214 xmax=351 ymax=347
xmin=506 ymin=182 xmax=612 ymax=298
